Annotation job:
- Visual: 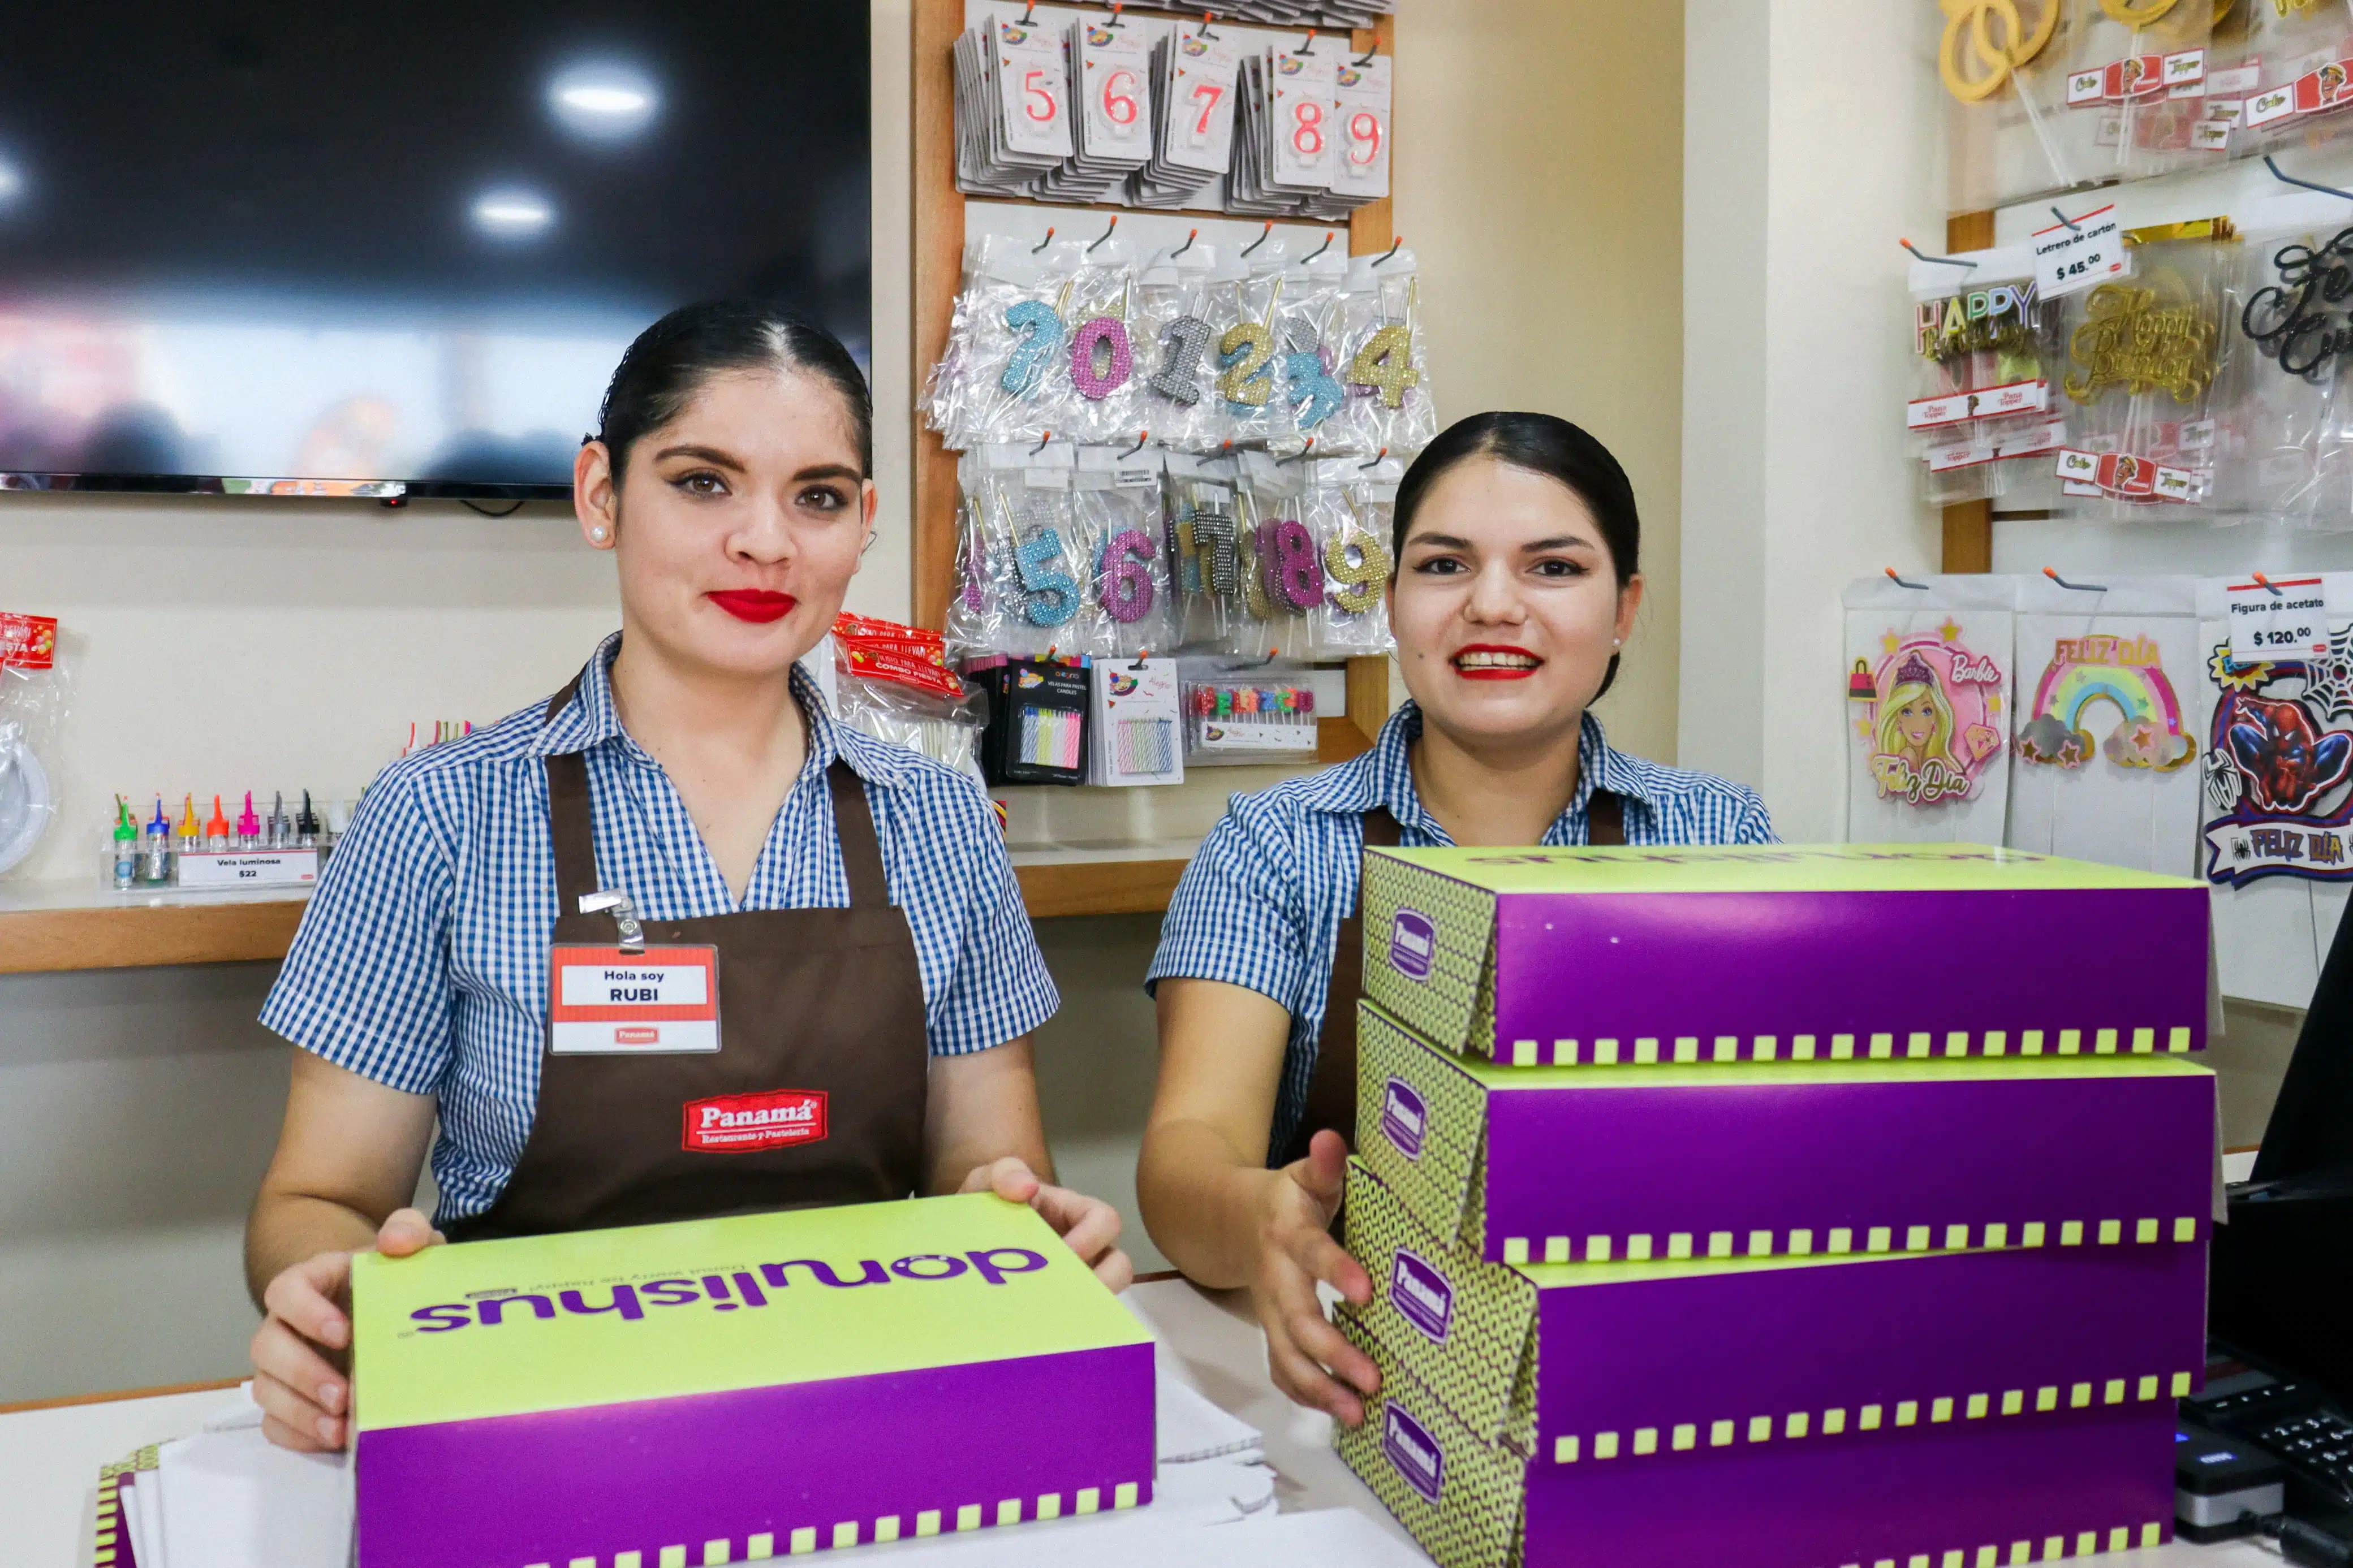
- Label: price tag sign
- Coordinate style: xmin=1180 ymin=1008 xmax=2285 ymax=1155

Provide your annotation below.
xmin=2034 ymin=205 xmax=2128 ymax=301
xmin=2226 ymin=576 xmax=2332 ymax=662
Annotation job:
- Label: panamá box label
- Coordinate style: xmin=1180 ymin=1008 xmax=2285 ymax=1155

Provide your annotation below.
xmin=351 ymin=1193 xmax=1153 ymax=1568
xmin=1358 ymin=843 xmax=2208 ymax=1062
xmin=1352 ymin=1000 xmax=2217 ymax=1266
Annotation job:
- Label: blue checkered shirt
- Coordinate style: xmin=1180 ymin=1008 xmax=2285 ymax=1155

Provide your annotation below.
xmin=1146 ymin=702 xmax=1777 ymax=1163
xmin=260 ymin=633 xmax=1057 ymax=1224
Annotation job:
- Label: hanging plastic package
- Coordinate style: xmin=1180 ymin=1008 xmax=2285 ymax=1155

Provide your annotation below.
xmin=921 ymin=233 xmax=1087 ymax=453
xmin=1943 ymin=0 xmax=2083 ymax=213
xmin=1075 ymin=442 xmax=1174 ymax=659
xmin=1205 ymin=232 xmax=1292 ymax=449
xmin=1304 ymin=453 xmax=1398 ymax=658
xmin=1906 ymin=245 xmax=2066 ymax=506
xmin=1841 ymin=573 xmax=2018 ymax=845
xmin=1233 ymin=450 xmax=1309 ymax=659
xmin=2052 ymin=0 xmax=2216 ymax=187
xmin=946 ymin=439 xmax=1101 ymax=662
xmin=1333 ymin=244 xmax=1437 ymax=460
xmin=831 ymin=616 xmax=990 ymax=794
xmin=2235 ymin=206 xmax=2353 ymax=529
xmin=2009 ymin=573 xmax=2203 ymax=876
xmin=1163 ymin=450 xmax=1243 ymax=651
xmin=0 ymin=611 xmax=66 ymax=879
xmin=2234 ymin=0 xmax=2353 ymax=159
xmin=1267 ymin=236 xmax=1354 ymax=456
xmin=2053 ymin=217 xmax=2246 ymax=518
xmin=1045 ymin=235 xmax=1147 ymax=447
xmin=1132 ymin=237 xmax=1226 ymax=452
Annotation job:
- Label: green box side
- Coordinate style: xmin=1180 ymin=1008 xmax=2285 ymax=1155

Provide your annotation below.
xmin=1355 ymin=1000 xmax=1493 ymax=1252
xmin=1343 ymin=1159 xmax=1537 ymax=1453
xmin=1458 ymin=1051 xmax=2220 ymax=1091
xmin=1366 ymin=843 xmax=2199 ymax=896
xmin=1335 ymin=1317 xmax=1528 ymax=1568
xmin=352 ymin=1192 xmax=1149 ymax=1433
xmin=1361 ymin=850 xmax=1499 ymax=1055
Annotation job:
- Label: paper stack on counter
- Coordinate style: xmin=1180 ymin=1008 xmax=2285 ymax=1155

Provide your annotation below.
xmin=1334 ymin=843 xmax=2218 ymax=1568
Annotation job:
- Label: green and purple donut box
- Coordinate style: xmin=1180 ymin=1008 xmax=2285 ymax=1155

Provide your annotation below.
xmin=350 ymin=1193 xmax=1154 ymax=1568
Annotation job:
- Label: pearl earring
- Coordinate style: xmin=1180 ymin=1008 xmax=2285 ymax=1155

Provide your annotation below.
xmin=1613 ymin=636 xmax=1622 ymax=646
xmin=590 ymin=526 xmax=608 ymax=542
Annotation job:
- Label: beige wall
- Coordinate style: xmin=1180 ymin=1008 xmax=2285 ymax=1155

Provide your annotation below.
xmin=1395 ymin=0 xmax=1685 ymax=766
xmin=0 ymin=3 xmax=1691 ymax=1399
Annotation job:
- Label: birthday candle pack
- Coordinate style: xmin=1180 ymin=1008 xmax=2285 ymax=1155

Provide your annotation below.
xmin=349 ymin=1194 xmax=1153 ymax=1568
xmin=1358 ymin=843 xmax=2209 ymax=1066
xmin=1088 ymin=656 xmax=1183 ymax=787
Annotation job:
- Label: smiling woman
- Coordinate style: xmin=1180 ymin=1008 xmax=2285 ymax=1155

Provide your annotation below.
xmin=236 ymin=301 xmax=1131 ymax=1457
xmin=1133 ymin=411 xmax=1778 ymax=1431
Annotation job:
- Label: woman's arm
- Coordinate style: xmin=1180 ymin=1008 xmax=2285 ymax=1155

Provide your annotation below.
xmin=925 ymin=1037 xmax=1131 ymax=1291
xmin=244 ymin=1051 xmax=441 ymax=1452
xmin=1137 ymin=977 xmax=1378 ymax=1424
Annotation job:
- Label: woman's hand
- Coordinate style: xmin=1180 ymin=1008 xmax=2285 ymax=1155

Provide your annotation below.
xmin=962 ymin=1155 xmax=1134 ymax=1293
xmin=1247 ymin=1129 xmax=1378 ymax=1426
xmin=249 ymin=1207 xmax=441 ymax=1452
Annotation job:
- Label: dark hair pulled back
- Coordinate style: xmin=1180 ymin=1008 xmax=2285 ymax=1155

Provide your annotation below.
xmin=596 ymin=301 xmax=872 ymax=480
xmin=1390 ymin=411 xmax=1641 ymax=700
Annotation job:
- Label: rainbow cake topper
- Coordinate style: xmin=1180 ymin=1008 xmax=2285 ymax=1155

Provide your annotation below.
xmin=2016 ymin=634 xmax=2192 ymax=771
xmin=1855 ymin=621 xmax=2006 ymax=806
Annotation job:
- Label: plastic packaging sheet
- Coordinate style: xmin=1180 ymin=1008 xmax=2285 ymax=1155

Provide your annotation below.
xmin=2234 ymin=211 xmax=2353 ymax=530
xmin=1265 ymin=241 xmax=1352 ymax=456
xmin=1306 ymin=453 xmax=1398 ymax=656
xmin=1331 ymin=245 xmax=1436 ymax=459
xmin=2055 ymin=220 xmax=2246 ymax=519
xmin=1075 ymin=443 xmax=1176 ymax=659
xmin=924 ymin=234 xmax=1087 ymax=452
xmin=0 ymin=611 xmax=66 ymax=879
xmin=948 ymin=441 xmax=1106 ymax=661
xmin=1205 ymin=236 xmax=1294 ymax=450
xmin=1132 ymin=240 xmax=1227 ymax=452
xmin=1163 ymin=451 xmax=1244 ymax=652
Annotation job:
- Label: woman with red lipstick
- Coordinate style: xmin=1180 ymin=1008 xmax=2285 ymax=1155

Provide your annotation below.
xmin=1136 ymin=412 xmax=1776 ymax=1425
xmin=240 ymin=302 xmax=1127 ymax=1454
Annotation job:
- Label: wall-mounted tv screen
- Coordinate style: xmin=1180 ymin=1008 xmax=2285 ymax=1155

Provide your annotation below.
xmin=0 ymin=6 xmax=869 ymax=498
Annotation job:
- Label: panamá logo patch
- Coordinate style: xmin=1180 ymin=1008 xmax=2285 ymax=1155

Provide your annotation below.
xmin=683 ymin=1088 xmax=828 ymax=1154
xmin=2201 ymin=632 xmax=2353 ymax=884
xmin=1383 ymin=1403 xmax=1444 ymax=1504
xmin=1390 ymin=1250 xmax=1454 ymax=1345
xmin=1389 ymin=909 xmax=1435 ymax=980
xmin=1380 ymin=1077 xmax=1427 ymax=1159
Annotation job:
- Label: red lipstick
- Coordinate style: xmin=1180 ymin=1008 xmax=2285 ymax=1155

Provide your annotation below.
xmin=706 ymin=590 xmax=796 ymax=624
xmin=1453 ymin=643 xmax=1544 ymax=681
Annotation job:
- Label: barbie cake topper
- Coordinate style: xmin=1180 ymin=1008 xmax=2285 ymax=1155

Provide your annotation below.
xmin=1855 ymin=621 xmax=2008 ymax=806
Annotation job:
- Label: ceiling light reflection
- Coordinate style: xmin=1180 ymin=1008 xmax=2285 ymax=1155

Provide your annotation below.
xmin=549 ymin=63 xmax=660 ymax=140
xmin=471 ymin=188 xmax=554 ymax=238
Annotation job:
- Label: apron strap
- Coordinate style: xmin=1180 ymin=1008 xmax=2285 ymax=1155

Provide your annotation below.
xmin=1363 ymin=805 xmax=1403 ymax=856
xmin=542 ymin=672 xmax=600 ymax=913
xmin=1589 ymin=788 xmax=1626 ymax=846
xmin=826 ymin=759 xmax=891 ymax=909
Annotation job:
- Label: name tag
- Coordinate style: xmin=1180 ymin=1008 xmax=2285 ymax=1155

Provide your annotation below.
xmin=548 ymin=945 xmax=720 ymax=1054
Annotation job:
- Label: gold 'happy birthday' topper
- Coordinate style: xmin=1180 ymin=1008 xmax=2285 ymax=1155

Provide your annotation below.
xmin=2062 ymin=282 xmax=2217 ymax=404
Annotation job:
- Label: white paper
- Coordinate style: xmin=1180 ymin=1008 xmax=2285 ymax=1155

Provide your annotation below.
xmin=2033 ymin=204 xmax=2128 ymax=301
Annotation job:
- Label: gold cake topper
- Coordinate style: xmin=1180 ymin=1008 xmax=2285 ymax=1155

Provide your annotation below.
xmin=2062 ymin=282 xmax=2217 ymax=404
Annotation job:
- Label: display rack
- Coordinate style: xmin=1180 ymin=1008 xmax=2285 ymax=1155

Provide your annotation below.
xmin=1939 ymin=209 xmax=1997 ymax=574
xmin=911 ymin=0 xmax=1398 ymax=758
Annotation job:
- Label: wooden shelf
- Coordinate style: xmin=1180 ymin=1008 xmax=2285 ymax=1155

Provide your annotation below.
xmin=0 ymin=845 xmax=1199 ymax=974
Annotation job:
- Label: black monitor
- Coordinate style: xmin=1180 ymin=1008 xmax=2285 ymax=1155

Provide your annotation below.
xmin=0 ymin=5 xmax=870 ymax=499
xmin=2210 ymin=902 xmax=2353 ymax=1408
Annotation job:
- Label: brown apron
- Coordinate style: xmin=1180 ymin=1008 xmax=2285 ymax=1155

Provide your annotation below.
xmin=445 ymin=676 xmax=930 ymax=1242
xmin=1277 ymin=791 xmax=1624 ymax=1168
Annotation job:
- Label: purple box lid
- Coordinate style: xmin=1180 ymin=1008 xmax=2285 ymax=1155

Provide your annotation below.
xmin=1356 ymin=999 xmax=2218 ymax=1268
xmin=1359 ymin=845 xmax=2211 ymax=1063
xmin=1534 ymin=1239 xmax=2207 ymax=1461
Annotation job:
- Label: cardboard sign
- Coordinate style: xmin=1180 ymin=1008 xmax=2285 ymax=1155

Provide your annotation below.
xmin=549 ymin=944 xmax=719 ymax=1054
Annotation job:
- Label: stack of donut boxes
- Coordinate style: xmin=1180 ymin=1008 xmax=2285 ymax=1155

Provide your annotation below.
xmin=1335 ymin=843 xmax=2217 ymax=1568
